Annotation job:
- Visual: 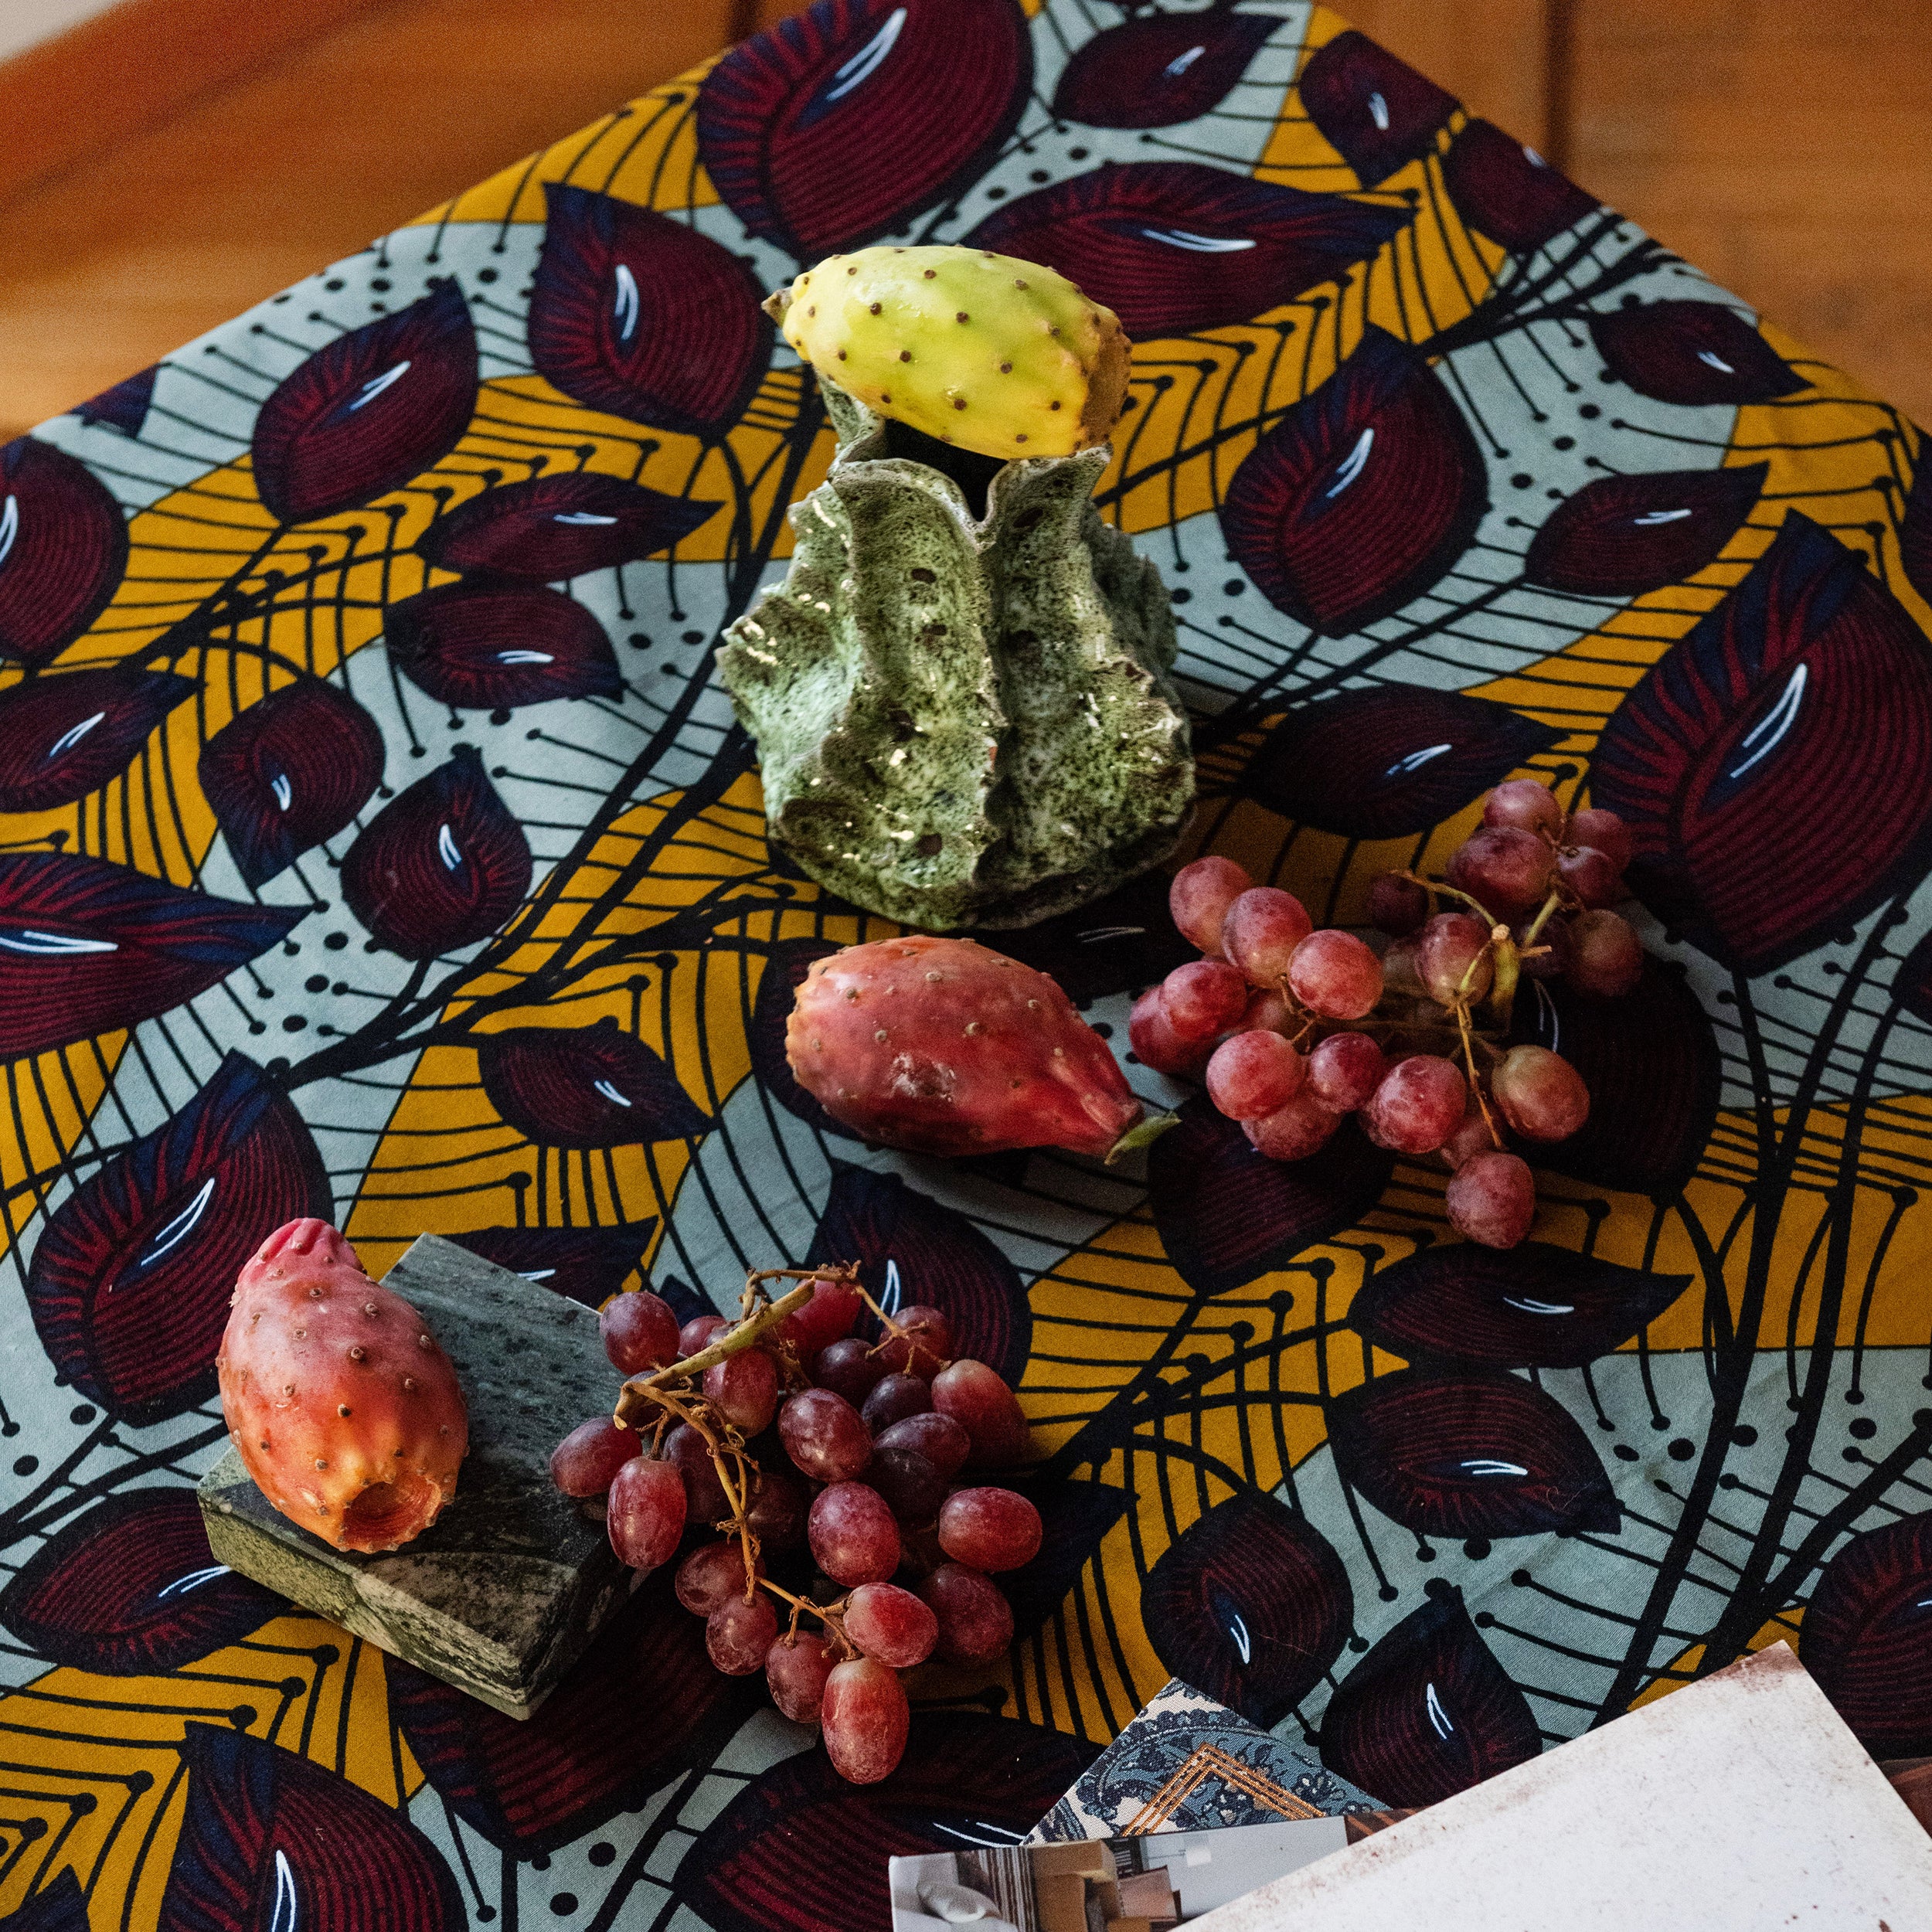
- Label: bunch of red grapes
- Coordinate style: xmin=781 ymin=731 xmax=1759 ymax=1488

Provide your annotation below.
xmin=1130 ymin=781 xmax=1643 ymax=1249
xmin=549 ymin=1271 xmax=1039 ymax=1785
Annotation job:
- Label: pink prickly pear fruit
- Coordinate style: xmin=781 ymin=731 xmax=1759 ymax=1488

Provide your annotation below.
xmin=785 ymin=935 xmax=1155 ymax=1160
xmin=216 ymin=1217 xmax=468 ymax=1553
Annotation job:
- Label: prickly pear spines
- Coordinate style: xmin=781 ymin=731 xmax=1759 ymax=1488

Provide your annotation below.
xmin=217 ymin=1218 xmax=468 ymax=1553
xmin=766 ymin=245 xmax=1131 ymax=460
xmin=784 ymin=935 xmax=1148 ymax=1159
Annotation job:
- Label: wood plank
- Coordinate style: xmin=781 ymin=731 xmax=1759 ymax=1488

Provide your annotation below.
xmin=0 ymin=0 xmax=736 ymax=436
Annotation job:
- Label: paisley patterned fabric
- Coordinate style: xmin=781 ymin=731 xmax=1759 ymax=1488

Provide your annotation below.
xmin=0 ymin=4 xmax=1927 ymax=1924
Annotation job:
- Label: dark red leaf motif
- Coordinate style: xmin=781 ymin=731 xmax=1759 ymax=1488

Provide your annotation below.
xmin=1318 ymin=1587 xmax=1539 ymax=1804
xmin=751 ymin=938 xmax=849 ymax=1134
xmin=1244 ymin=683 xmax=1559 ymax=840
xmin=529 ymin=184 xmax=773 ymax=436
xmin=0 ymin=1489 xmax=281 ymax=1673
xmin=1001 ymin=1475 xmax=1130 ymax=1644
xmin=0 ymin=666 xmax=195 ymax=811
xmin=696 ymin=0 xmax=1031 ymax=261
xmin=1052 ymin=9 xmax=1281 ymax=131
xmin=677 ymin=1712 xmax=1097 ymax=1932
xmin=250 ymin=281 xmax=478 ymax=526
xmin=1523 ymin=462 xmax=1767 ymax=597
xmin=1349 ymin=1242 xmax=1692 ymax=1369
xmin=1592 ymin=512 xmax=1932 ymax=977
xmin=0 ymin=854 xmax=304 ymax=1059
xmin=1142 ymin=1490 xmax=1353 ymax=1724
xmin=965 ymin=162 xmax=1410 ymax=340
xmin=1327 ymin=1367 xmax=1621 ymax=1539
xmin=0 ymin=437 xmax=130 ymax=666
xmin=1297 ymin=29 xmax=1456 ymax=187
xmin=1889 ymin=926 xmax=1932 ymax=1027
xmin=444 ymin=1220 xmax=658 ymax=1308
xmin=1899 ymin=455 xmax=1932 ymax=607
xmin=1150 ymin=1099 xmax=1395 ymax=1297
xmin=993 ymin=869 xmax=1200 ymax=1005
xmin=26 ymin=1053 xmax=329 ymax=1426
xmin=1441 ymin=119 xmax=1598 ymax=253
xmin=1221 ymin=326 xmax=1488 ymax=634
xmin=1509 ymin=957 xmax=1720 ymax=1194
xmin=387 ymin=1566 xmax=761 ymax=1856
xmin=806 ymin=1165 xmax=1031 ymax=1383
xmin=478 ymin=1017 xmax=710 ymax=1148
xmin=1590 ymin=300 xmax=1806 ymax=408
xmin=417 ymin=471 xmax=719 ymax=581
xmin=198 ymin=677 xmax=385 ymax=888
xmin=1798 ymin=1509 xmax=1932 ymax=1758
xmin=0 ymin=1872 xmax=87 ymax=1932
xmin=384 ymin=580 xmax=622 ymax=710
xmin=158 ymin=1722 xmax=465 ymax=1931
xmin=75 ymin=365 xmax=158 ymax=438
xmin=339 ymin=744 xmax=530 ymax=960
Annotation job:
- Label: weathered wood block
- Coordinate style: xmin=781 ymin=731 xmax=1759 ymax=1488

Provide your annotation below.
xmin=198 ymin=1233 xmax=628 ymax=1719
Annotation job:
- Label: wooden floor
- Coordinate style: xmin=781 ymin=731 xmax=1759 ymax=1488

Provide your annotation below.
xmin=0 ymin=0 xmax=1927 ymax=435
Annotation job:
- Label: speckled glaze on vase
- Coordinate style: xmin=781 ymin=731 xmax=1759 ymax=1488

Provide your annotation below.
xmin=718 ymin=382 xmax=1193 ymax=930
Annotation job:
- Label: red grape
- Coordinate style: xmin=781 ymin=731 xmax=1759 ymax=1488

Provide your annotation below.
xmin=679 ymin=1314 xmax=730 ymax=1359
xmin=707 ymin=1592 xmax=779 ymax=1675
xmin=1368 ymin=872 xmax=1430 ymax=936
xmin=1417 ymin=912 xmax=1495 ymax=1005
xmin=675 ymin=1539 xmax=760 ymax=1615
xmin=808 ymin=1481 xmax=901 ymax=1585
xmin=783 ymin=1277 xmax=865 ymax=1358
xmin=1447 ymin=1150 xmax=1536 ymax=1247
xmin=821 ymin=1656 xmax=910 ymax=1784
xmin=1129 ymin=987 xmax=1209 ymax=1078
xmin=1307 ymin=1032 xmax=1386 ymax=1113
xmin=1382 ymin=934 xmax=1426 ymax=998
xmin=930 ymin=1359 xmax=1030 ymax=1466
xmin=862 ymin=1372 xmax=931 ymax=1434
xmin=875 ymin=1305 xmax=954 ymax=1379
xmin=1447 ymin=825 xmax=1553 ymax=920
xmin=1568 ymin=908 xmax=1643 ymax=997
xmin=1169 ymin=855 xmax=1253 ymax=955
xmin=549 ymin=1417 xmax=638 ymax=1496
xmin=1240 ymin=987 xmax=1294 ymax=1035
xmin=600 ymin=1291 xmax=680 ymax=1375
xmin=1440 ymin=1100 xmax=1497 ymax=1170
xmin=938 ymin=1487 xmax=1043 ymax=1571
xmin=815 ymin=1336 xmax=887 ymax=1403
xmin=876 ymin=1410 xmax=971 ymax=1480
xmin=703 ymin=1348 xmax=780 ymax=1434
xmin=780 ymin=1388 xmax=872 ymax=1482
xmin=1163 ymin=960 xmax=1250 ymax=1040
xmin=1244 ymin=1091 xmax=1340 ymax=1160
xmin=869 ymin=1445 xmax=947 ymax=1526
xmin=844 ymin=1581 xmax=938 ymax=1668
xmin=1492 ymin=1044 xmax=1590 ymax=1141
xmin=607 ymin=1456 xmax=686 ymax=1570
xmin=1287 ymin=930 xmax=1383 ymax=1020
xmin=746 ymin=1463 xmax=809 ymax=1550
xmin=1515 ymin=915 xmax=1573 ymax=981
xmin=1556 ymin=845 xmax=1623 ymax=909
xmin=1366 ymin=1054 xmax=1468 ymax=1155
xmin=665 ymin=1423 xmax=730 ymax=1523
xmin=1205 ymin=1029 xmax=1306 ymax=1120
xmin=1566 ymin=806 xmax=1634 ymax=871
xmin=766 ymin=1630 xmax=838 ymax=1723
xmin=1221 ymin=888 xmax=1315 ymax=987
xmin=917 ymin=1563 xmax=1015 ymax=1664
xmin=1483 ymin=779 xmax=1565 ymax=837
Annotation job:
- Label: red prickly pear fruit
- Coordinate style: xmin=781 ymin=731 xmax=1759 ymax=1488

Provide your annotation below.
xmin=216 ymin=1217 xmax=468 ymax=1553
xmin=785 ymin=935 xmax=1147 ymax=1159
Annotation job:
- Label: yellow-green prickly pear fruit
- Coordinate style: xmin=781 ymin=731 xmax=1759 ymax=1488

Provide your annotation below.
xmin=765 ymin=244 xmax=1131 ymax=461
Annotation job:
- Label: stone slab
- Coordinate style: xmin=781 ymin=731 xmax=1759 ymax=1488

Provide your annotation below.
xmin=199 ymin=1233 xmax=627 ymax=1719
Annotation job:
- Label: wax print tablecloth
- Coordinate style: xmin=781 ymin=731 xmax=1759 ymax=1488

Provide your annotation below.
xmin=0 ymin=2 xmax=1927 ymax=1926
